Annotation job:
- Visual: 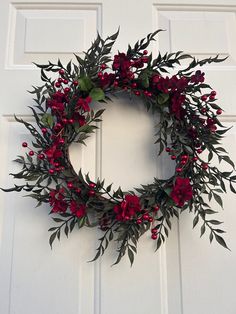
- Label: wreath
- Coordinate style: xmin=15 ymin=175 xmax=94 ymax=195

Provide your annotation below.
xmin=2 ymin=30 xmax=236 ymax=265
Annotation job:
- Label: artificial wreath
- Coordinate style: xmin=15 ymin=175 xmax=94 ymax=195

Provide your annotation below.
xmin=2 ymin=30 xmax=236 ymax=265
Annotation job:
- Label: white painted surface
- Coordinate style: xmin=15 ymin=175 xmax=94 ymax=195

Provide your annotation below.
xmin=0 ymin=1 xmax=236 ymax=314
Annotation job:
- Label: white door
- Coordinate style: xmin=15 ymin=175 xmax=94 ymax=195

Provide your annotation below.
xmin=1 ymin=1 xmax=236 ymax=314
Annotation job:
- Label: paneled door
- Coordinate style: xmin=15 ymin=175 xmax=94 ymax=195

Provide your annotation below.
xmin=0 ymin=1 xmax=236 ymax=314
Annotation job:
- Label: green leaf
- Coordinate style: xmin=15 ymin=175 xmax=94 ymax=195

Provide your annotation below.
xmin=78 ymin=76 xmax=93 ymax=91
xmin=139 ymin=71 xmax=150 ymax=88
xmin=89 ymin=88 xmax=105 ymax=101
xmin=193 ymin=215 xmax=199 ymax=228
xmin=215 ymin=234 xmax=230 ymax=250
xmin=213 ymin=193 xmax=223 ymax=208
xmin=41 ymin=113 xmax=54 ymax=128
xmin=49 ymin=232 xmax=57 ymax=248
xmin=157 ymin=93 xmax=169 ymax=105
xmin=128 ymin=248 xmax=134 ymax=266
xmin=200 ymin=224 xmax=206 ymax=237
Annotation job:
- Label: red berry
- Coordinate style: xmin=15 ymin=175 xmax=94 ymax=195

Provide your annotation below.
xmin=38 ymin=153 xmax=45 ymax=160
xmin=192 ymin=156 xmax=198 ymax=162
xmin=197 ymin=149 xmax=203 ymax=154
xmin=131 ymin=82 xmax=137 ymax=88
xmin=22 ymin=142 xmax=28 ymax=147
xmin=41 ymin=128 xmax=47 ymax=134
xmin=89 ymin=190 xmax=95 ymax=196
xmin=73 ymin=80 xmax=78 ymax=86
xmin=59 ymin=69 xmax=64 ymax=75
xmin=165 ymin=147 xmax=171 ymax=152
xmin=181 ymin=160 xmax=187 ymax=165
xmin=176 ymin=167 xmax=182 ymax=173
xmin=210 ymin=125 xmax=217 ymax=132
xmin=98 ymin=71 xmax=103 ymax=78
xmin=137 ymin=219 xmax=142 ymax=224
xmin=113 ymin=81 xmax=119 ymax=87
xmin=143 ymin=213 xmax=149 ymax=221
xmin=211 ymin=91 xmax=217 ymax=96
xmin=209 ymin=95 xmax=215 ymax=100
xmin=142 ymin=57 xmax=149 ymax=63
xmin=201 ymin=95 xmax=208 ymax=101
xmin=181 ymin=155 xmax=188 ymax=160
xmin=29 ymin=151 xmax=34 ymax=156
xmin=124 ymin=216 xmax=130 ymax=221
xmin=55 ymin=82 xmax=61 ymax=88
xmin=62 ymin=118 xmax=68 ymax=125
xmin=153 ymin=206 xmax=160 ymax=212
xmin=151 ymin=228 xmax=157 ymax=234
xmin=59 ymin=138 xmax=65 ymax=145
xmin=201 ymin=107 xmax=207 ymax=114
xmin=68 ymin=118 xmax=74 ymax=124
xmin=134 ymin=91 xmax=140 ymax=96
xmin=147 ymin=92 xmax=152 ymax=97
xmin=49 ymin=169 xmax=55 ymax=175
xmin=148 ymin=217 xmax=153 ymax=223
xmin=143 ymin=50 xmax=148 ymax=55
xmin=201 ymin=163 xmax=208 ymax=170
xmin=64 ymin=87 xmax=71 ymax=93
xmin=89 ymin=183 xmax=96 ymax=189
xmin=76 ymin=188 xmax=81 ymax=194
xmin=63 ymin=79 xmax=68 ymax=84
xmin=58 ymin=78 xmax=63 ymax=83
xmin=54 ymin=162 xmax=60 ymax=167
xmin=216 ymin=109 xmax=222 ymax=115
xmin=100 ymin=64 xmax=107 ymax=70
xmin=171 ymin=155 xmax=177 ymax=160
xmin=55 ymin=123 xmax=62 ymax=129
xmin=67 ymin=182 xmax=73 ymax=189
xmin=151 ymin=234 xmax=158 ymax=240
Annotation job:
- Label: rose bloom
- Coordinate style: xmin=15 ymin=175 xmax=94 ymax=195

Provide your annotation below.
xmin=70 ymin=201 xmax=86 ymax=218
xmin=170 ymin=177 xmax=193 ymax=207
xmin=76 ymin=96 xmax=92 ymax=112
xmin=114 ymin=194 xmax=141 ymax=221
xmin=49 ymin=188 xmax=67 ymax=213
xmin=44 ymin=143 xmax=63 ymax=165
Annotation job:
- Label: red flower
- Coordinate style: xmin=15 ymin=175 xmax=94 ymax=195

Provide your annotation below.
xmin=170 ymin=177 xmax=193 ymax=207
xmin=170 ymin=93 xmax=186 ymax=119
xmin=76 ymin=96 xmax=92 ymax=112
xmin=47 ymin=99 xmax=65 ymax=112
xmin=114 ymin=194 xmax=141 ymax=221
xmin=52 ymin=91 xmax=67 ymax=102
xmin=112 ymin=53 xmax=131 ymax=78
xmin=44 ymin=144 xmax=63 ymax=162
xmin=70 ymin=201 xmax=86 ymax=218
xmin=99 ymin=72 xmax=115 ymax=88
xmin=74 ymin=113 xmax=86 ymax=126
xmin=49 ymin=188 xmax=67 ymax=213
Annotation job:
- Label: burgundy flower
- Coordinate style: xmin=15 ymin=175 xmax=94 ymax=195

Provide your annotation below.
xmin=112 ymin=53 xmax=131 ymax=78
xmin=114 ymin=194 xmax=141 ymax=221
xmin=44 ymin=144 xmax=63 ymax=161
xmin=132 ymin=58 xmax=144 ymax=68
xmin=49 ymin=188 xmax=67 ymax=213
xmin=47 ymin=99 xmax=65 ymax=112
xmin=99 ymin=72 xmax=115 ymax=88
xmin=52 ymin=91 xmax=67 ymax=102
xmin=170 ymin=93 xmax=186 ymax=119
xmin=73 ymin=113 xmax=86 ymax=126
xmin=170 ymin=177 xmax=193 ymax=207
xmin=70 ymin=201 xmax=86 ymax=218
xmin=76 ymin=96 xmax=92 ymax=112
xmin=190 ymin=70 xmax=205 ymax=84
